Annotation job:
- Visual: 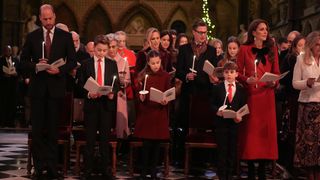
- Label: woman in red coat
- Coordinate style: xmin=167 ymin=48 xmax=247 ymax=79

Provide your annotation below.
xmin=236 ymin=19 xmax=279 ymax=180
xmin=134 ymin=50 xmax=171 ymax=179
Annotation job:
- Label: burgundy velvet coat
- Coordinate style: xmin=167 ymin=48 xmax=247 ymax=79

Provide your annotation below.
xmin=134 ymin=70 xmax=170 ymax=140
xmin=236 ymin=44 xmax=279 ymax=160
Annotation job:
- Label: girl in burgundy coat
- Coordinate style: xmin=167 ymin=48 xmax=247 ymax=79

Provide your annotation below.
xmin=134 ymin=50 xmax=171 ymax=179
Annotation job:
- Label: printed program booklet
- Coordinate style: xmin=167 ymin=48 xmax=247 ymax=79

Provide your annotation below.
xmin=2 ymin=65 xmax=16 ymax=75
xmin=221 ymin=104 xmax=250 ymax=119
xmin=203 ymin=60 xmax=223 ymax=78
xmin=84 ymin=77 xmax=112 ymax=95
xmin=36 ymin=58 xmax=66 ymax=72
xmin=259 ymin=71 xmax=289 ymax=82
xmin=149 ymin=87 xmax=176 ymax=103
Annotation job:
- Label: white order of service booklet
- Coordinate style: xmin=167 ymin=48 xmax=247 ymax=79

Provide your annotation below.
xmin=84 ymin=77 xmax=112 ymax=95
xmin=149 ymin=87 xmax=176 ymax=103
xmin=221 ymin=104 xmax=250 ymax=119
xmin=259 ymin=71 xmax=289 ymax=82
xmin=36 ymin=58 xmax=66 ymax=72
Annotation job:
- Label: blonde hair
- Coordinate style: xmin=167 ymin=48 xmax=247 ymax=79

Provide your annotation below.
xmin=303 ymin=31 xmax=320 ymax=65
xmin=145 ymin=27 xmax=160 ymax=42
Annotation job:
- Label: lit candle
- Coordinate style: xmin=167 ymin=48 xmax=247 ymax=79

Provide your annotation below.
xmin=254 ymin=59 xmax=258 ymax=88
xmin=143 ymin=74 xmax=148 ymax=91
xmin=111 ymin=75 xmax=116 ymax=92
xmin=122 ymin=57 xmax=127 ymax=72
xmin=42 ymin=41 xmax=45 ymax=59
xmin=254 ymin=59 xmax=258 ymax=76
xmin=191 ymin=55 xmax=196 ymax=70
xmin=223 ymin=92 xmax=229 ymax=107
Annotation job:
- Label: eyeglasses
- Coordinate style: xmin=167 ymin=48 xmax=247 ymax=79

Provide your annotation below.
xmin=194 ymin=30 xmax=207 ymax=36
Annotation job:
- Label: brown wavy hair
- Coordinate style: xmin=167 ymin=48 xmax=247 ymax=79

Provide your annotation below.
xmin=245 ymin=19 xmax=275 ymax=63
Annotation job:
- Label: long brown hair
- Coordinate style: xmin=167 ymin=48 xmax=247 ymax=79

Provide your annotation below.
xmin=137 ymin=50 xmax=162 ymax=82
xmin=245 ymin=19 xmax=275 ymax=63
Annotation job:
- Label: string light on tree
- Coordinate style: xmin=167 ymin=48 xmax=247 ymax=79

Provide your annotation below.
xmin=202 ymin=0 xmax=215 ymax=40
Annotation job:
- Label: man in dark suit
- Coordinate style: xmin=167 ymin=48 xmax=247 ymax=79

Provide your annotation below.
xmin=20 ymin=4 xmax=76 ymax=179
xmin=174 ymin=18 xmax=218 ymax=165
xmin=78 ymin=34 xmax=119 ymax=179
xmin=0 ymin=45 xmax=19 ymax=127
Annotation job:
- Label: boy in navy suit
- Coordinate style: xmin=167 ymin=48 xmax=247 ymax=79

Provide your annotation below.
xmin=78 ymin=34 xmax=119 ymax=179
xmin=211 ymin=61 xmax=247 ymax=180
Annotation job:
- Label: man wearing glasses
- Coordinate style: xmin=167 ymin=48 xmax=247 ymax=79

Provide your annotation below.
xmin=174 ymin=18 xmax=218 ymax=165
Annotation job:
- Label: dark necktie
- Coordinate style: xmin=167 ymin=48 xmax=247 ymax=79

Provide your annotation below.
xmin=45 ymin=30 xmax=52 ymax=58
xmin=228 ymin=84 xmax=233 ymax=102
xmin=97 ymin=59 xmax=102 ymax=86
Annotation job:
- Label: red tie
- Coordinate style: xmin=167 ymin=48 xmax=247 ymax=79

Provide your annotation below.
xmin=45 ymin=30 xmax=51 ymax=58
xmin=228 ymin=84 xmax=233 ymax=102
xmin=97 ymin=59 xmax=103 ymax=86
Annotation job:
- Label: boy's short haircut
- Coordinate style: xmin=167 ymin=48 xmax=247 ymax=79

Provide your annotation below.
xmin=223 ymin=61 xmax=238 ymax=71
xmin=94 ymin=34 xmax=109 ymax=46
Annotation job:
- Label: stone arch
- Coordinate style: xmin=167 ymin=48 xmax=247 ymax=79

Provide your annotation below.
xmin=55 ymin=3 xmax=78 ymax=32
xmin=302 ymin=21 xmax=312 ymax=36
xmin=170 ymin=20 xmax=187 ymax=34
xmin=117 ymin=3 xmax=162 ymax=32
xmin=82 ymin=4 xmax=112 ymax=42
xmin=164 ymin=5 xmax=189 ymax=34
xmin=116 ymin=3 xmax=162 ymax=49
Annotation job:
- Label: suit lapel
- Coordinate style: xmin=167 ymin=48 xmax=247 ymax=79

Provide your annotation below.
xmin=89 ymin=58 xmax=95 ymax=79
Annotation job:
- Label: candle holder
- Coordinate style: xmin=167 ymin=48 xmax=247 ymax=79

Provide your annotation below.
xmin=139 ymin=74 xmax=149 ymax=95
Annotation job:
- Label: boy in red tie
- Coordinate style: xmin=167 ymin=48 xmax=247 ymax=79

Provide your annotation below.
xmin=211 ymin=61 xmax=247 ymax=180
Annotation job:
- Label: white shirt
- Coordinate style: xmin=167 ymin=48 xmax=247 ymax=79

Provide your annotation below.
xmin=94 ymin=56 xmax=105 ymax=86
xmin=224 ymin=80 xmax=236 ymax=99
xmin=292 ymin=54 xmax=320 ymax=102
xmin=42 ymin=26 xmax=55 ymax=43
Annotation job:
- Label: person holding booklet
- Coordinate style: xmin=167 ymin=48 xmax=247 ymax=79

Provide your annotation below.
xmin=19 ymin=4 xmax=76 ymax=179
xmin=236 ymin=19 xmax=279 ymax=180
xmin=211 ymin=62 xmax=247 ymax=180
xmin=292 ymin=31 xmax=320 ymax=180
xmin=133 ymin=50 xmax=171 ymax=179
xmin=78 ymin=34 xmax=119 ymax=179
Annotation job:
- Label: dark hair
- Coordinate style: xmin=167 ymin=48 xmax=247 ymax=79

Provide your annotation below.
xmin=223 ymin=61 xmax=238 ymax=71
xmin=175 ymin=33 xmax=189 ymax=49
xmin=218 ymin=36 xmax=240 ymax=67
xmin=245 ymin=19 xmax=275 ymax=62
xmin=277 ymin=37 xmax=288 ymax=45
xmin=288 ymin=35 xmax=305 ymax=56
xmin=192 ymin=18 xmax=207 ymax=30
xmin=94 ymin=34 xmax=109 ymax=46
xmin=137 ymin=50 xmax=162 ymax=82
xmin=160 ymin=30 xmax=174 ymax=51
xmin=169 ymin=29 xmax=177 ymax=36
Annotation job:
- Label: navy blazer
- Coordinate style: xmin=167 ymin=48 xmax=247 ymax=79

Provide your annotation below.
xmin=211 ymin=82 xmax=247 ymax=121
xmin=20 ymin=27 xmax=77 ymax=98
xmin=78 ymin=57 xmax=120 ymax=111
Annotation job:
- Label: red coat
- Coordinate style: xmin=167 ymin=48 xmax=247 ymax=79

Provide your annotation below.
xmin=236 ymin=44 xmax=279 ymax=160
xmin=134 ymin=70 xmax=170 ymax=140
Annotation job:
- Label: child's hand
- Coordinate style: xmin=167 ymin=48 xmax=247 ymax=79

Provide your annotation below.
xmin=216 ymin=110 xmax=223 ymax=117
xmin=186 ymin=72 xmax=197 ymax=81
xmin=89 ymin=92 xmax=100 ymax=99
xmin=139 ymin=94 xmax=146 ymax=102
xmin=234 ymin=115 xmax=242 ymax=123
xmin=107 ymin=92 xmax=114 ymax=100
xmin=160 ymin=99 xmax=168 ymax=105
xmin=209 ymin=74 xmax=219 ymax=83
